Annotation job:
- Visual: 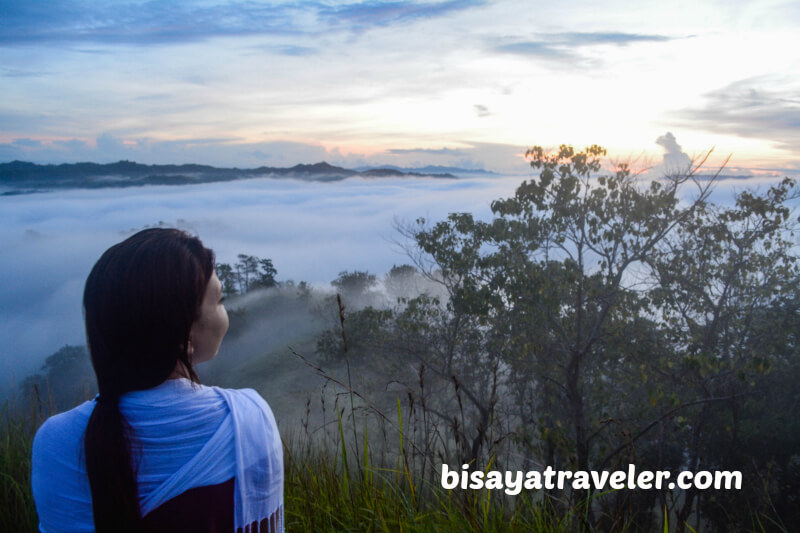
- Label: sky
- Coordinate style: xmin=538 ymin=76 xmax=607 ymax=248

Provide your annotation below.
xmin=1 ymin=0 xmax=799 ymax=175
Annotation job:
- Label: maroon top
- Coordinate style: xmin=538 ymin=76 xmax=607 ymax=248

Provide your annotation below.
xmin=141 ymin=478 xmax=281 ymax=533
xmin=141 ymin=478 xmax=234 ymax=533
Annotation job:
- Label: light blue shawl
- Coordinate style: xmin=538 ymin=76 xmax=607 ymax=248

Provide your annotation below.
xmin=32 ymin=378 xmax=284 ymax=532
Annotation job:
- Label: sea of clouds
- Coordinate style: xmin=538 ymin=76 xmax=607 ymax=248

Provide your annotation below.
xmin=1 ymin=171 xmax=794 ymax=387
xmin=0 ymin=174 xmax=530 ymax=384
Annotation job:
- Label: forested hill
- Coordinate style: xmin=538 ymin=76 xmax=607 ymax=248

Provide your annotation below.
xmin=0 ymin=160 xmax=458 ymax=194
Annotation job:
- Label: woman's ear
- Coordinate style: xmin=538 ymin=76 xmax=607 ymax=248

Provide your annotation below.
xmin=187 ymin=339 xmax=194 ymax=357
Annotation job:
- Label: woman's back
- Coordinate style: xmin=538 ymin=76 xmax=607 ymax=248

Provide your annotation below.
xmin=32 ymin=379 xmax=281 ymax=532
xmin=32 ymin=228 xmax=283 ymax=532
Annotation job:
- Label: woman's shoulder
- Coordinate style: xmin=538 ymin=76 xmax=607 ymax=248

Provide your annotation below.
xmin=32 ymin=401 xmax=96 ymax=532
xmin=210 ymin=385 xmax=268 ymax=408
xmin=210 ymin=386 xmax=280 ymax=446
xmin=211 ymin=386 xmax=275 ymax=421
xmin=33 ymin=400 xmax=95 ymax=454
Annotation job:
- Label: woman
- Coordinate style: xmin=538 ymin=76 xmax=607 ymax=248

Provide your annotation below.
xmin=31 ymin=228 xmax=283 ymax=532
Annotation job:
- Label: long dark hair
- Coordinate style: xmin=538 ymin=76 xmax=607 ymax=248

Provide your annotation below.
xmin=83 ymin=228 xmax=215 ymax=532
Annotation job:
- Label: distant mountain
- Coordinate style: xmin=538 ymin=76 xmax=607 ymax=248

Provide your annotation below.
xmin=0 ymin=160 xmax=457 ymax=195
xmin=354 ymin=164 xmax=500 ymax=177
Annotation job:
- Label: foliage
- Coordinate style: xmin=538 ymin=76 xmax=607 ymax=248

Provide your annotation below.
xmin=216 ymin=254 xmax=278 ymax=296
xmin=331 ymin=270 xmax=378 ymax=299
xmin=0 ymin=410 xmax=38 ymax=533
xmin=18 ymin=345 xmax=95 ymax=415
xmin=319 ymin=144 xmax=799 ymax=530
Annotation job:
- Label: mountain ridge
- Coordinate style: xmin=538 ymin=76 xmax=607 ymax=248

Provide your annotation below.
xmin=0 ymin=160 xmax=460 ymax=195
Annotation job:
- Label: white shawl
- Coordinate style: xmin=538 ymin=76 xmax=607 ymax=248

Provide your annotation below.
xmin=31 ymin=378 xmax=284 ymax=533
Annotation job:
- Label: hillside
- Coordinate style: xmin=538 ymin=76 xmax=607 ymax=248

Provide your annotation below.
xmin=0 ymin=160 xmax=457 ymax=195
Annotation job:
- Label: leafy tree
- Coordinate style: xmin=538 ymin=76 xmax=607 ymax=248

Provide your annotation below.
xmin=20 ymin=345 xmax=95 ymax=414
xmin=236 ymin=254 xmax=259 ymax=292
xmin=251 ymin=258 xmax=277 ymax=290
xmin=384 ymin=264 xmax=420 ymax=300
xmin=312 ymin=143 xmax=798 ymax=529
xmin=410 ymin=145 xmax=715 ymax=477
xmin=646 ymin=178 xmax=799 ymax=529
xmin=315 ymin=306 xmax=393 ymax=364
xmin=331 ymin=270 xmax=377 ymax=297
xmin=217 ymin=255 xmax=278 ymax=295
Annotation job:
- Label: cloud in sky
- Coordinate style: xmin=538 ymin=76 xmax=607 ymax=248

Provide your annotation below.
xmin=492 ymin=31 xmax=673 ymax=62
xmin=473 ymin=104 xmax=491 ymax=118
xmin=274 ymin=45 xmax=320 ymax=57
xmin=387 ymin=146 xmax=471 ymax=156
xmin=0 ymin=66 xmax=51 ymax=78
xmin=674 ymin=78 xmax=800 ymax=154
xmin=555 ymin=32 xmax=672 ymax=46
xmin=319 ymin=0 xmax=485 ymax=30
xmin=1 ymin=1 xmax=799 ymax=172
xmin=655 ymin=132 xmax=692 ymax=175
xmin=0 ymin=0 xmax=299 ymax=46
xmin=0 ymin=0 xmax=485 ymax=47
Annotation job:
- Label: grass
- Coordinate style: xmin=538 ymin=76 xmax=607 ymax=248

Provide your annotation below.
xmin=283 ymin=430 xmax=577 ymax=533
xmin=1 ymin=413 xmax=571 ymax=533
xmin=1 ymin=386 xmax=785 ymax=533
xmin=1 ymin=389 xmax=580 ymax=533
xmin=1 ymin=405 xmax=38 ymax=533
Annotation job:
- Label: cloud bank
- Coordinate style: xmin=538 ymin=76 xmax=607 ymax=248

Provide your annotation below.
xmin=0 ymin=173 xmax=528 ymax=383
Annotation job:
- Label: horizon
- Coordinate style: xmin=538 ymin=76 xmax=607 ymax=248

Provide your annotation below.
xmin=1 ymin=1 xmax=798 ymax=177
xmin=0 ymin=158 xmax=489 ymax=172
xmin=3 ymin=146 xmax=796 ymax=182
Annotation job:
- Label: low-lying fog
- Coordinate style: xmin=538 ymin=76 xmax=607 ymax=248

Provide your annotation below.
xmin=0 ymin=174 xmax=528 ymax=385
xmin=0 ymin=172 xmax=792 ymax=392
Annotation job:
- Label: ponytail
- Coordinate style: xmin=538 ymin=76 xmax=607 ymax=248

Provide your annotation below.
xmin=82 ymin=228 xmax=214 ymax=531
xmin=85 ymin=395 xmax=140 ymax=532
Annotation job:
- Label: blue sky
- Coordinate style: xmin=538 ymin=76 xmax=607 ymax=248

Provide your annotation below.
xmin=1 ymin=0 xmax=799 ymax=175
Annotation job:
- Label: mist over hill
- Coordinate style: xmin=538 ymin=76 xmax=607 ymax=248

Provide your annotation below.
xmin=0 ymin=160 xmax=458 ymax=195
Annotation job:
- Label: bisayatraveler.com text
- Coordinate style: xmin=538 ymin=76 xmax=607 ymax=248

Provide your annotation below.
xmin=441 ymin=464 xmax=742 ymax=495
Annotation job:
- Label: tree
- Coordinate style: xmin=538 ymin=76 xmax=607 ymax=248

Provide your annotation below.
xmin=251 ymin=258 xmax=277 ymax=290
xmin=315 ymin=143 xmax=798 ymax=528
xmin=331 ymin=270 xmax=377 ymax=296
xmin=384 ymin=264 xmax=420 ymax=300
xmin=413 ymin=145 xmax=714 ymax=468
xmin=397 ymin=144 xmax=732 ymax=526
xmin=646 ymin=178 xmax=799 ymax=530
xmin=236 ymin=254 xmax=259 ymax=292
xmin=217 ymin=255 xmax=278 ymax=295
xmin=20 ymin=345 xmax=95 ymax=414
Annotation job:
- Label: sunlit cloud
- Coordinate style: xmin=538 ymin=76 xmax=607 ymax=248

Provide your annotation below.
xmin=1 ymin=1 xmax=799 ymax=173
xmin=674 ymin=78 xmax=800 ymax=154
xmin=654 ymin=132 xmax=692 ymax=175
